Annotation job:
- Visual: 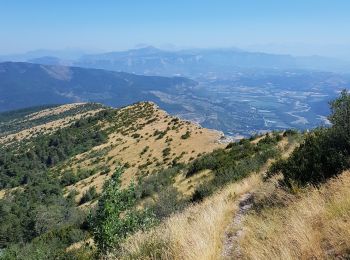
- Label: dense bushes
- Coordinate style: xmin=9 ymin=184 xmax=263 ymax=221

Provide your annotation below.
xmin=149 ymin=186 xmax=188 ymax=219
xmin=0 ymin=111 xmax=109 ymax=188
xmin=0 ymin=172 xmax=85 ymax=256
xmin=0 ymin=103 xmax=104 ymax=136
xmin=79 ymin=186 xmax=98 ymax=205
xmin=189 ymin=135 xmax=280 ymax=201
xmin=268 ymin=90 xmax=350 ymax=187
xmin=90 ymin=168 xmax=155 ymax=254
xmin=135 ymin=166 xmax=182 ymax=199
xmin=60 ymin=169 xmax=97 ymax=186
xmin=269 ymin=128 xmax=349 ymax=187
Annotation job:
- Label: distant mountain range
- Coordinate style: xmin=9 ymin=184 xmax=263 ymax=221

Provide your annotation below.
xmin=0 ymin=62 xmax=195 ymax=112
xmin=1 ymin=61 xmax=349 ymax=136
xmin=1 ymin=46 xmax=350 ymax=76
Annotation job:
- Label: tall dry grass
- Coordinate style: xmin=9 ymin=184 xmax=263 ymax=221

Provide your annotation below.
xmin=111 ymin=174 xmax=262 ymax=260
xmin=239 ymin=171 xmax=350 ymax=259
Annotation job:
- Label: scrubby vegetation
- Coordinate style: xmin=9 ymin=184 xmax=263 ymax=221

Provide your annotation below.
xmin=0 ymin=103 xmax=104 ymax=136
xmin=0 ymin=110 xmax=109 ymax=188
xmin=268 ymin=90 xmax=350 ymax=187
xmin=79 ymin=186 xmax=98 ymax=205
xmin=1 ymin=91 xmax=349 ymax=259
xmin=0 ymin=172 xmax=87 ymax=259
xmin=237 ymin=90 xmax=350 ymax=259
xmin=181 ymin=130 xmax=191 ymax=139
xmin=90 ymin=168 xmax=155 ymax=254
xmin=0 ymin=102 xmax=159 ymax=258
xmin=188 ymin=134 xmax=280 ymax=200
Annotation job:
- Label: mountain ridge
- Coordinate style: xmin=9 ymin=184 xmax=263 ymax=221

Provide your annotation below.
xmin=0 ymin=61 xmax=196 ymax=112
xmin=2 ymin=46 xmax=350 ymax=76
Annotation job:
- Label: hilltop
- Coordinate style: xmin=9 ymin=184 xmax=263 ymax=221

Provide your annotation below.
xmin=0 ymin=101 xmax=223 ymax=199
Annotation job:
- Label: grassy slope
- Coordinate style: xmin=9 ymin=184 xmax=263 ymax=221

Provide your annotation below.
xmin=113 ymin=132 xmax=350 ymax=259
xmin=3 ymin=102 xmax=349 ymax=259
xmin=112 ymin=132 xmax=350 ymax=259
xmin=58 ymin=102 xmax=223 ymax=204
xmin=110 ymin=134 xmax=297 ymax=259
xmin=0 ymin=103 xmax=104 ymax=143
xmin=117 ymin=174 xmax=262 ymax=259
xmin=239 ymin=171 xmax=350 ymax=260
xmin=0 ymin=102 xmax=223 ymax=203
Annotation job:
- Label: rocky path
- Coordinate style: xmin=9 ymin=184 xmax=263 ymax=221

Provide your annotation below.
xmin=221 ymin=137 xmax=298 ymax=259
xmin=221 ymin=192 xmax=254 ymax=259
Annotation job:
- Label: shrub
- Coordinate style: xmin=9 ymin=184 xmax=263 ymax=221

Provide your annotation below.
xmin=190 ymin=139 xmax=279 ymax=199
xmin=79 ymin=186 xmax=98 ymax=205
xmin=162 ymin=147 xmax=171 ymax=157
xmin=283 ymin=129 xmax=298 ymax=137
xmin=140 ymin=146 xmax=149 ymax=155
xmin=269 ymin=90 xmax=350 ymax=187
xmin=270 ymin=128 xmax=350 ymax=187
xmin=181 ymin=131 xmax=191 ymax=139
xmin=60 ymin=171 xmax=78 ymax=186
xmin=151 ymin=187 xmax=188 ymax=219
xmin=135 ymin=166 xmax=181 ymax=199
xmin=91 ymin=168 xmax=155 ymax=254
xmin=131 ymin=133 xmax=140 ymax=139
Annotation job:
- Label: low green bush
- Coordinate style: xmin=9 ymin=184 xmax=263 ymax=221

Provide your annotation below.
xmin=268 ymin=90 xmax=350 ymax=187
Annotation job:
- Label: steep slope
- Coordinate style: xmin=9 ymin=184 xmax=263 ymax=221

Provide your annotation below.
xmin=114 ymin=132 xmax=300 ymax=259
xmin=237 ymin=170 xmax=350 ymax=259
xmin=0 ymin=101 xmax=226 ymax=258
xmin=2 ymin=91 xmax=349 ymax=259
xmin=0 ymin=101 xmax=223 ymax=200
xmin=0 ymin=61 xmax=196 ymax=112
xmin=0 ymin=103 xmax=104 ymax=142
xmin=55 ymin=102 xmax=224 ymax=204
xmin=115 ymin=91 xmax=350 ymax=260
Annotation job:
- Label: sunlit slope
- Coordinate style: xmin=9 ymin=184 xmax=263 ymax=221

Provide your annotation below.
xmin=0 ymin=102 xmax=223 ymax=203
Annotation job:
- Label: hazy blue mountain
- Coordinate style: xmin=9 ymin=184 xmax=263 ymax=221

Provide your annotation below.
xmin=0 ymin=49 xmax=89 ymax=62
xmin=2 ymin=47 xmax=349 ymax=76
xmin=0 ymin=62 xmax=196 ymax=112
xmin=74 ymin=47 xmax=350 ymax=76
xmin=27 ymin=56 xmax=65 ymax=65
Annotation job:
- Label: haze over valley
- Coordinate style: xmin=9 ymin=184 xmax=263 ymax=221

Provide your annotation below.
xmin=1 ymin=1 xmax=350 ymax=259
xmin=1 ymin=46 xmax=350 ymax=136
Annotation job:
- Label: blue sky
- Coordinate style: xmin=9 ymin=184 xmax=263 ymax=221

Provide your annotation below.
xmin=1 ymin=0 xmax=350 ymax=57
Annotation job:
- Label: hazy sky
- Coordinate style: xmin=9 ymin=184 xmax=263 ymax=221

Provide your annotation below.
xmin=1 ymin=0 xmax=350 ymax=57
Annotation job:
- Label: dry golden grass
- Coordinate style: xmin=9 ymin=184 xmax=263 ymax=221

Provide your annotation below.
xmin=239 ymin=171 xmax=350 ymax=260
xmin=0 ymin=186 xmax=24 ymax=199
xmin=25 ymin=103 xmax=86 ymax=120
xmin=63 ymin=103 xmax=224 ymax=202
xmin=0 ymin=104 xmax=103 ymax=144
xmin=106 ymin=135 xmax=306 ymax=259
xmin=173 ymin=169 xmax=213 ymax=197
xmin=115 ymin=174 xmax=263 ymax=260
